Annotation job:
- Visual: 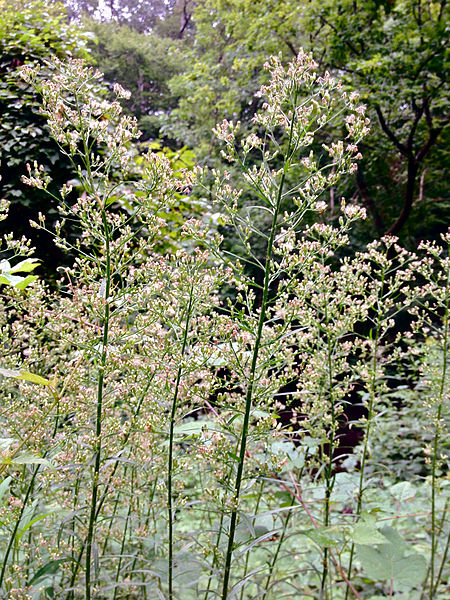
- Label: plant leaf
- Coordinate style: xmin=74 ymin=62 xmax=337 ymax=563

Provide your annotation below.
xmin=0 ymin=368 xmax=49 ymax=385
xmin=29 ymin=558 xmax=69 ymax=585
xmin=352 ymin=521 xmax=387 ymax=545
xmin=356 ymin=526 xmax=427 ymax=589
xmin=9 ymin=258 xmax=40 ymax=274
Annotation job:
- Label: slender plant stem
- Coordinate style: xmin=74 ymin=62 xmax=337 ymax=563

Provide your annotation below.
xmin=429 ymin=261 xmax=448 ymax=599
xmin=345 ymin=268 xmax=385 ymax=600
xmin=167 ymin=285 xmax=195 ymax=599
xmin=220 ymin=94 xmax=297 ymax=600
xmin=85 ymin=207 xmax=111 ymax=600
xmin=261 ymin=487 xmax=296 ymax=599
xmin=0 ymin=465 xmax=40 ymax=589
xmin=239 ymin=478 xmax=265 ymax=600
xmin=321 ymin=325 xmax=336 ymax=598
xmin=112 ymin=467 xmax=135 ymax=600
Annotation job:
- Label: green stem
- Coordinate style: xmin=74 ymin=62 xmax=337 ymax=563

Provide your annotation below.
xmin=0 ymin=465 xmax=40 ymax=589
xmin=429 ymin=263 xmax=448 ymax=599
xmin=321 ymin=327 xmax=336 ymax=598
xmin=203 ymin=474 xmax=231 ymax=600
xmin=239 ymin=479 xmax=265 ymax=600
xmin=261 ymin=488 xmax=296 ymax=599
xmin=220 ymin=95 xmax=297 ymax=600
xmin=345 ymin=269 xmax=385 ymax=600
xmin=85 ymin=208 xmax=111 ymax=600
xmin=112 ymin=468 xmax=135 ymax=600
xmin=167 ymin=286 xmax=195 ymax=600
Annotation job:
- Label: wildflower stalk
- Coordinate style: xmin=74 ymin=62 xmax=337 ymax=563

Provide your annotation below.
xmin=345 ymin=269 xmax=385 ymax=599
xmin=85 ymin=206 xmax=111 ymax=600
xmin=168 ymin=285 xmax=195 ymax=599
xmin=429 ymin=259 xmax=448 ymax=599
xmin=239 ymin=478 xmax=265 ymax=600
xmin=220 ymin=93 xmax=297 ymax=600
xmin=0 ymin=383 xmax=60 ymax=589
xmin=112 ymin=466 xmax=136 ymax=600
xmin=203 ymin=475 xmax=232 ymax=600
xmin=0 ymin=466 xmax=39 ymax=590
xmin=321 ymin=328 xmax=337 ymax=598
xmin=261 ymin=481 xmax=298 ymax=599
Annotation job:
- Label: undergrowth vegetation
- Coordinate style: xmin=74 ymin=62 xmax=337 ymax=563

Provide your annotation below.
xmin=0 ymin=53 xmax=448 ymax=600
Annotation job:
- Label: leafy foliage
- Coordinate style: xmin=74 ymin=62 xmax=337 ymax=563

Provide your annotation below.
xmin=0 ymin=0 xmax=92 ymax=277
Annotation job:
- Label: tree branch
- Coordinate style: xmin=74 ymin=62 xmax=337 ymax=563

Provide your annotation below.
xmin=374 ymin=106 xmax=410 ymax=157
xmin=356 ymin=166 xmax=385 ymax=234
xmin=284 ymin=39 xmax=298 ymax=57
xmin=386 ymin=156 xmax=418 ymax=235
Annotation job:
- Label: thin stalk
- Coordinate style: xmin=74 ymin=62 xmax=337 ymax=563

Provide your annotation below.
xmin=0 ymin=465 xmax=40 ymax=589
xmin=239 ymin=479 xmax=265 ymax=600
xmin=112 ymin=468 xmax=135 ymax=600
xmin=0 ymin=382 xmax=61 ymax=589
xmin=345 ymin=269 xmax=385 ymax=600
xmin=220 ymin=95 xmax=297 ymax=600
xmin=167 ymin=286 xmax=195 ymax=600
xmin=85 ymin=207 xmax=111 ymax=600
xmin=261 ymin=488 xmax=296 ymax=599
xmin=321 ymin=325 xmax=336 ymax=598
xmin=203 ymin=477 xmax=231 ymax=600
xmin=432 ymin=528 xmax=449 ymax=596
xmin=429 ymin=263 xmax=448 ymax=599
xmin=419 ymin=499 xmax=449 ymax=600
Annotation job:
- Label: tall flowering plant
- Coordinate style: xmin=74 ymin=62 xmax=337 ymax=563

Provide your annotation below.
xmin=0 ymin=52 xmax=446 ymax=600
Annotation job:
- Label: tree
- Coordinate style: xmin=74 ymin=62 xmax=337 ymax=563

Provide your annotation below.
xmin=165 ymin=0 xmax=449 ymax=242
xmin=164 ymin=0 xmax=302 ymax=157
xmin=0 ymin=0 xmax=91 ymax=275
xmin=60 ymin=0 xmax=195 ymax=38
xmin=302 ymin=0 xmax=449 ymax=240
xmin=86 ymin=20 xmax=186 ymax=140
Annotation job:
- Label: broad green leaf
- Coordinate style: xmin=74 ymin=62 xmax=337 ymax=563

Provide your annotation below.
xmin=351 ymin=521 xmax=388 ymax=545
xmin=0 ymin=258 xmax=39 ymax=289
xmin=356 ymin=526 xmax=427 ymax=589
xmin=389 ymin=481 xmax=415 ymax=501
xmin=14 ymin=274 xmax=38 ymax=290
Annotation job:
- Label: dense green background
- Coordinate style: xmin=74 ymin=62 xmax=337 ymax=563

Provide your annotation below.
xmin=0 ymin=0 xmax=448 ymax=272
